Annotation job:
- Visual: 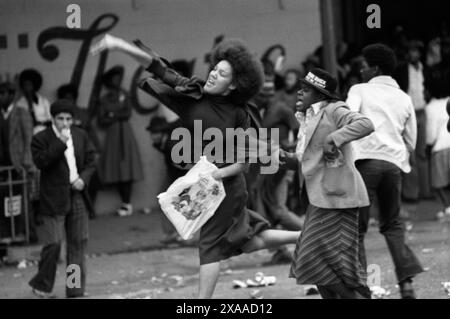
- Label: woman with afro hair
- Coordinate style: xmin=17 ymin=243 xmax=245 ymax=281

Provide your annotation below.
xmin=91 ymin=35 xmax=300 ymax=298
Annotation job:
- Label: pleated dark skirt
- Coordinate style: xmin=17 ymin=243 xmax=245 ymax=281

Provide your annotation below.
xmin=98 ymin=121 xmax=144 ymax=184
xmin=289 ymin=204 xmax=367 ymax=288
xmin=198 ymin=173 xmax=270 ymax=265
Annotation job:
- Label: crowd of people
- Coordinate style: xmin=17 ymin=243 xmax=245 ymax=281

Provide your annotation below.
xmin=0 ymin=64 xmax=145 ymax=297
xmin=1 ymin=27 xmax=449 ymax=299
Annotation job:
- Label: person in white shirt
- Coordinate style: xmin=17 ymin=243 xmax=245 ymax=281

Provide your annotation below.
xmin=29 ymin=100 xmax=96 ymax=298
xmin=16 ymin=69 xmax=52 ymax=135
xmin=424 ymin=39 xmax=450 ymax=219
xmin=346 ymin=43 xmax=423 ymax=299
xmin=425 ymin=95 xmax=450 ymax=218
xmin=394 ymin=40 xmax=433 ymax=200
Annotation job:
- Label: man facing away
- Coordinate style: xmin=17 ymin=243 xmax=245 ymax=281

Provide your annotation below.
xmin=346 ymin=43 xmax=424 ymax=299
xmin=29 ymin=99 xmax=96 ymax=298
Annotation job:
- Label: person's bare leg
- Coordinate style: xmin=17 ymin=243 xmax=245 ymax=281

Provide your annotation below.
xmin=198 ymin=230 xmax=300 ymax=297
xmin=242 ymin=229 xmax=300 ymax=253
xmin=198 ymin=262 xmax=221 ymax=299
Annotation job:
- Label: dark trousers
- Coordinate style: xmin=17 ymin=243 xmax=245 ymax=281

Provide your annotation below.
xmin=356 ymin=159 xmax=423 ymax=283
xmin=87 ymin=171 xmax=100 ymax=219
xmin=117 ymin=181 xmax=132 ymax=204
xmin=29 ymin=192 xmax=88 ymax=297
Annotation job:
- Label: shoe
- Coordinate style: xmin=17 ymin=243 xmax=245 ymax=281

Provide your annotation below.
xmin=399 ymin=279 xmax=416 ymax=299
xmin=265 ymin=249 xmax=292 ymax=265
xmin=123 ymin=203 xmax=133 ymax=216
xmin=117 ymin=203 xmax=133 ymax=217
xmin=31 ymin=288 xmax=56 ymax=299
xmin=445 ymin=207 xmax=450 ymax=217
xmin=437 ymin=211 xmax=445 ymax=220
xmin=304 ymin=286 xmax=320 ymax=295
xmin=67 ymin=292 xmax=89 ymax=298
xmin=117 ymin=208 xmax=128 ymax=217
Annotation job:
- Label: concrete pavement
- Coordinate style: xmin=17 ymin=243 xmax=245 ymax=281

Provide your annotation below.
xmin=0 ymin=200 xmax=449 ymax=299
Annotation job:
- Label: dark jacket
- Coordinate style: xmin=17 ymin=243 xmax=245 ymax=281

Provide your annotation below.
xmin=31 ymin=126 xmax=97 ymax=216
xmin=394 ymin=61 xmax=429 ymax=102
xmin=8 ymin=105 xmax=35 ymax=171
xmin=393 ymin=62 xmax=410 ymax=94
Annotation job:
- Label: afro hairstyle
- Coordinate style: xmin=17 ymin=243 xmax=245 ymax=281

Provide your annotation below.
xmin=210 ymin=38 xmax=264 ymax=104
xmin=102 ymin=65 xmax=124 ymax=88
xmin=19 ymin=68 xmax=43 ymax=91
xmin=57 ymin=83 xmax=79 ymax=100
xmin=362 ymin=43 xmax=398 ymax=76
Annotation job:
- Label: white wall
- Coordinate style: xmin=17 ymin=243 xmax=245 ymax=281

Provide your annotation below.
xmin=0 ymin=0 xmax=321 ymax=214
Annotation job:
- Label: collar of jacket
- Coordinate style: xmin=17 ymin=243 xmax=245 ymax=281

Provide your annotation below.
xmin=368 ymin=75 xmax=400 ymax=89
xmin=295 ymin=100 xmax=327 ymax=121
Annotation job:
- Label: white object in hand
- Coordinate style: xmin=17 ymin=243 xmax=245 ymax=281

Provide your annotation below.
xmin=90 ymin=34 xmax=121 ymax=55
xmin=61 ymin=128 xmax=70 ymax=138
